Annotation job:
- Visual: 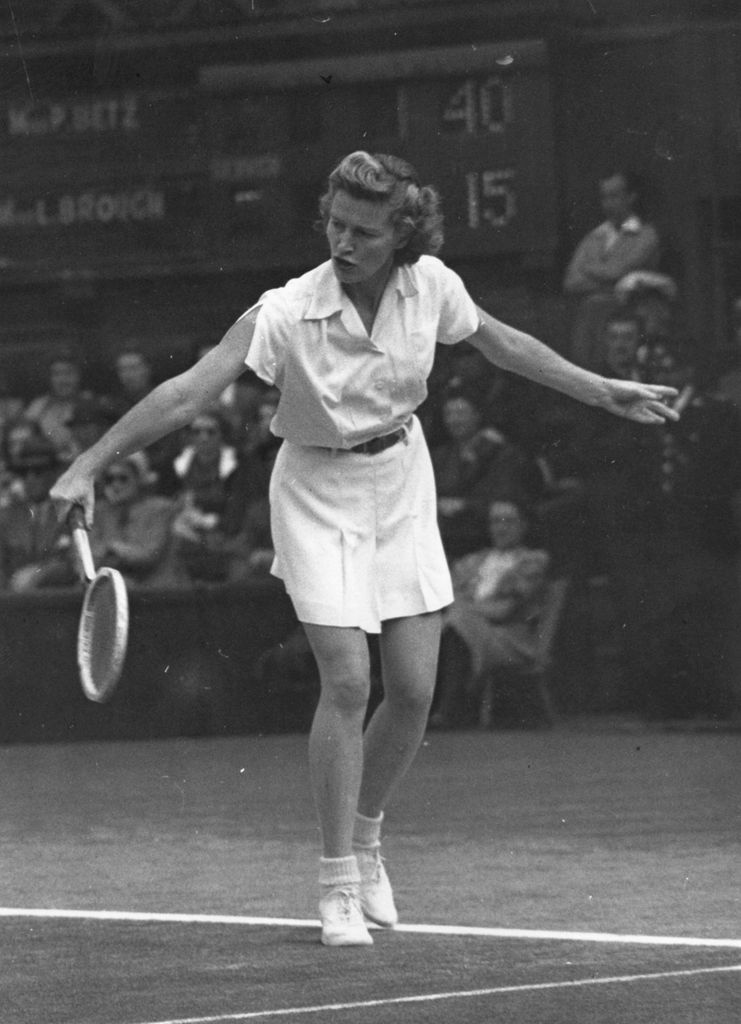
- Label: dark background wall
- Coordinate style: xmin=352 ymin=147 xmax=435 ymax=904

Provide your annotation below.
xmin=0 ymin=1 xmax=740 ymax=392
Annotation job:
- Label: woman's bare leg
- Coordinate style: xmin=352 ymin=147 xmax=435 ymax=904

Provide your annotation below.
xmin=303 ymin=623 xmax=371 ymax=859
xmin=358 ymin=611 xmax=442 ymax=818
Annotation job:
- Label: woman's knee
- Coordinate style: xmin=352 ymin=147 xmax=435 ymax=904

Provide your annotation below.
xmin=304 ymin=624 xmax=370 ymax=712
xmin=314 ymin=645 xmax=371 ymax=713
xmin=318 ymin=666 xmax=371 ymax=714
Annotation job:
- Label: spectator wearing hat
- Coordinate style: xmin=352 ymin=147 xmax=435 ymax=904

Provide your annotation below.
xmin=90 ymin=451 xmax=184 ymax=588
xmin=0 ymin=436 xmax=76 ymax=591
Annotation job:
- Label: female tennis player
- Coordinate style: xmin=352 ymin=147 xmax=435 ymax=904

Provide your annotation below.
xmin=51 ymin=151 xmax=679 ymax=947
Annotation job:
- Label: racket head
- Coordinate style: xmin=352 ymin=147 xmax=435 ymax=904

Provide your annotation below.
xmin=77 ymin=567 xmax=130 ymax=703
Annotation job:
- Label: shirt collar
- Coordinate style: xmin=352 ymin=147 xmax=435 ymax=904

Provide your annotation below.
xmin=302 ymin=260 xmax=418 ymax=320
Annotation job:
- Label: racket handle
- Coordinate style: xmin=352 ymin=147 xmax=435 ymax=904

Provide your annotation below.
xmin=69 ymin=505 xmax=96 ymax=583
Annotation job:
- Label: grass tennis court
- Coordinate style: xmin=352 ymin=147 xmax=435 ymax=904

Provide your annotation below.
xmin=3 ymin=726 xmax=739 ymax=1023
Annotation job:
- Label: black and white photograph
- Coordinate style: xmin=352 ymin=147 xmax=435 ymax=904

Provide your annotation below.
xmin=1 ymin=2 xmax=739 ymax=1021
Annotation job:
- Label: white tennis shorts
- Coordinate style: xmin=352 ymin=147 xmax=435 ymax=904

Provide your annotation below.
xmin=269 ymin=416 xmax=453 ymax=632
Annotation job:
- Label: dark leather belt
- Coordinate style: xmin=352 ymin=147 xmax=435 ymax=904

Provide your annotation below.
xmin=349 ymin=421 xmax=410 ymax=455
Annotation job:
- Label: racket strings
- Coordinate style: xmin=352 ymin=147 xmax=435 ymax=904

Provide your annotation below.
xmin=78 ymin=569 xmax=129 ymax=702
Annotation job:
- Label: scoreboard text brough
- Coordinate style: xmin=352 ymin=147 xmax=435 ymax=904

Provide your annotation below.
xmin=0 ymin=41 xmax=557 ymax=281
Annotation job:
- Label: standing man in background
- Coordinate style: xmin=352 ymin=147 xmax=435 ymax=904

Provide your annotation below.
xmin=564 ymin=170 xmax=660 ymax=369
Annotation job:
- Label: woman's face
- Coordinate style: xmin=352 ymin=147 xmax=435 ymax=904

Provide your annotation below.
xmin=102 ymin=462 xmax=139 ymax=505
xmin=326 ymin=190 xmax=402 ymax=289
xmin=488 ymin=501 xmax=526 ymax=550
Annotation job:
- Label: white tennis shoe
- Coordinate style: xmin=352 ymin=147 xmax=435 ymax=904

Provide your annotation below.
xmin=357 ymin=848 xmax=399 ymax=928
xmin=319 ymin=885 xmax=373 ymax=946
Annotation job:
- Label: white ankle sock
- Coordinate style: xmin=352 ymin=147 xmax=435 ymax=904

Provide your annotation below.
xmin=319 ymin=855 xmax=360 ymax=889
xmin=353 ymin=811 xmax=383 ymax=850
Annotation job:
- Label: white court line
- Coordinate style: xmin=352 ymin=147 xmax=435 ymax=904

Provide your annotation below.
xmin=126 ymin=963 xmax=741 ymax=1024
xmin=1 ymin=906 xmax=741 ymax=949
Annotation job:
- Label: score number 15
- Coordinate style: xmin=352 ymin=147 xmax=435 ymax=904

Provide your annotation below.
xmin=466 ymin=169 xmax=517 ymax=229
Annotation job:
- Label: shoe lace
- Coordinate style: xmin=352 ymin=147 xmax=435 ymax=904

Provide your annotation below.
xmin=361 ymin=848 xmax=384 ymax=884
xmin=334 ymin=888 xmax=357 ymax=921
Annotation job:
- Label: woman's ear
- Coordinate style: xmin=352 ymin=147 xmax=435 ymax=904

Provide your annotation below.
xmin=393 ymin=222 xmax=412 ymax=250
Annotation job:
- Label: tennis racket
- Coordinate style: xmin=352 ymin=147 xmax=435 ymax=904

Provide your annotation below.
xmin=69 ymin=505 xmax=130 ymax=703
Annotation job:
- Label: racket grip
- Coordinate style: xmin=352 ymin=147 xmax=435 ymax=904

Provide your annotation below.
xmin=69 ymin=506 xmax=96 ymax=583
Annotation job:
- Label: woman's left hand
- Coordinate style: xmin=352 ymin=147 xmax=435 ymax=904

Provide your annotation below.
xmin=597 ymin=379 xmax=681 ymax=424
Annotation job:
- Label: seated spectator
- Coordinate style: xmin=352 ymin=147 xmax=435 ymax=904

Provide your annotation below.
xmin=430 ymin=496 xmax=550 ymax=729
xmin=527 ymin=395 xmax=590 ymax=577
xmin=616 ymin=271 xmax=678 ymax=350
xmin=68 ymin=395 xmax=118 ymax=456
xmin=25 ymin=348 xmax=93 ymax=465
xmin=563 ymin=170 xmax=660 ymax=369
xmin=0 ymin=437 xmax=76 ymax=591
xmin=431 ymin=388 xmax=542 ymax=560
xmin=90 ymin=452 xmax=184 ymax=588
xmin=1 ymin=416 xmax=51 ymax=509
xmin=595 ymin=312 xmax=643 ymax=380
xmin=193 ymin=341 xmax=267 ymax=446
xmin=519 ymin=317 xmax=642 ymax=576
xmin=711 ymin=295 xmax=741 ymax=413
xmin=170 ymin=409 xmax=242 ymax=582
xmin=106 ymin=344 xmax=155 ymax=418
xmin=582 ymin=338 xmax=741 ymax=718
xmin=0 ymin=367 xmax=24 ymax=456
xmin=105 ymin=343 xmax=181 ymax=494
xmin=224 ymin=387 xmax=282 ymax=580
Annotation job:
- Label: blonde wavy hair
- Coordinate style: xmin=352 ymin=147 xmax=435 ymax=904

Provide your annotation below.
xmin=318 ymin=151 xmax=444 ymax=265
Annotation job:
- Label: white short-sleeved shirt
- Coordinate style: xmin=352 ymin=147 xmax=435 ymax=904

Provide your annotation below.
xmin=231 ymin=255 xmax=480 ymax=449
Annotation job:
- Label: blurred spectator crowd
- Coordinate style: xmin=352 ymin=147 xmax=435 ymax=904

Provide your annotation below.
xmin=0 ymin=342 xmax=281 ymax=593
xmin=1 ymin=168 xmax=741 ymax=722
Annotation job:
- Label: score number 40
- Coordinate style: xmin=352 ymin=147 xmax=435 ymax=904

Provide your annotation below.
xmin=442 ymin=76 xmax=513 ymax=134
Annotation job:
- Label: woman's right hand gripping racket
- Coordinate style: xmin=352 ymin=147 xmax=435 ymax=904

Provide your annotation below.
xmin=69 ymin=506 xmax=130 ymax=703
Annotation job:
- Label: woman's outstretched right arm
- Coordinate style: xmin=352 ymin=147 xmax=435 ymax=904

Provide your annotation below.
xmin=51 ymin=310 xmax=258 ymax=523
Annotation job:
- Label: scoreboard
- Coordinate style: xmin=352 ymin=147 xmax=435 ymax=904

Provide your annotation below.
xmin=0 ymin=40 xmax=557 ymax=282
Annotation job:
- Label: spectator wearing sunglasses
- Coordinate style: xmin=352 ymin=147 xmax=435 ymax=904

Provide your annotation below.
xmin=170 ymin=409 xmax=242 ymax=582
xmin=0 ymin=437 xmax=75 ymax=591
xmin=90 ymin=451 xmax=184 ymax=588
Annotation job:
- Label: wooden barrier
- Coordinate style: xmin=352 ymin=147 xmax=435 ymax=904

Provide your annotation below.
xmin=0 ymin=581 xmax=307 ymax=743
